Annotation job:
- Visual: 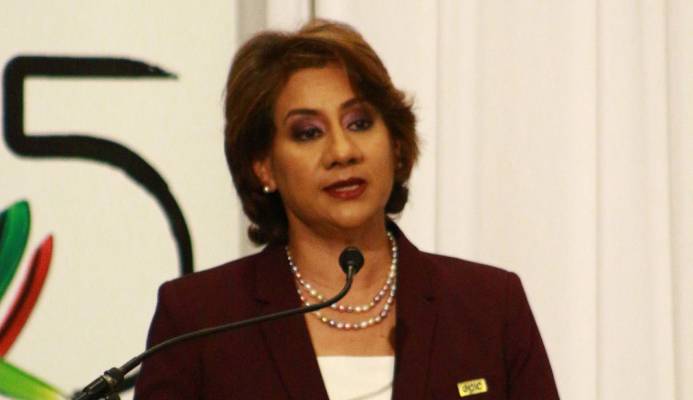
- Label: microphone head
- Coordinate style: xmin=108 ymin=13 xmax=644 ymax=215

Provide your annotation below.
xmin=339 ymin=247 xmax=364 ymax=275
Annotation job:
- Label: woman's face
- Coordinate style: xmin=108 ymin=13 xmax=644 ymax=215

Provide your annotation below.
xmin=254 ymin=65 xmax=397 ymax=236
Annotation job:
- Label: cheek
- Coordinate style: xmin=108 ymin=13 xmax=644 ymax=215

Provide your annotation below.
xmin=271 ymin=149 xmax=316 ymax=188
xmin=364 ymin=143 xmax=396 ymax=193
xmin=372 ymin=138 xmax=397 ymax=172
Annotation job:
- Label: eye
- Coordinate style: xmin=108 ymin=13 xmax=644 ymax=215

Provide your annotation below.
xmin=343 ymin=105 xmax=375 ymax=132
xmin=347 ymin=117 xmax=373 ymax=132
xmin=292 ymin=126 xmax=323 ymax=141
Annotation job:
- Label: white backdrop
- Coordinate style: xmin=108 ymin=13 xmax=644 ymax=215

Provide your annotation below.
xmin=1 ymin=1 xmax=691 ymax=399
xmin=1 ymin=1 xmax=241 ymax=398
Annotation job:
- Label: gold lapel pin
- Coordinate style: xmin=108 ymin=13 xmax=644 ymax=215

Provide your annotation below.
xmin=457 ymin=378 xmax=488 ymax=397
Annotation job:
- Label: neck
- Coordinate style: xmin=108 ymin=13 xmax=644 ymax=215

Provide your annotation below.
xmin=285 ymin=218 xmax=393 ymax=295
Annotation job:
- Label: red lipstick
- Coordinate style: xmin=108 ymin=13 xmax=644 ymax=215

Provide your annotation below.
xmin=323 ymin=178 xmax=367 ymax=200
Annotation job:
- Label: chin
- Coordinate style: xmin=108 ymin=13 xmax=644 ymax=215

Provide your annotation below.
xmin=326 ymin=207 xmax=385 ymax=232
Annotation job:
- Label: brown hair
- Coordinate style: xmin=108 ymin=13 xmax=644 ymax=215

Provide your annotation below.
xmin=224 ymin=19 xmax=419 ymax=245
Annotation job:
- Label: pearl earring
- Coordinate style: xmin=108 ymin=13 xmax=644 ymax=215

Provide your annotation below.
xmin=263 ymin=186 xmax=272 ymax=193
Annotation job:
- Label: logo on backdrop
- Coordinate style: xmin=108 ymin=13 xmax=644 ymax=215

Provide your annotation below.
xmin=1 ymin=55 xmax=193 ymax=397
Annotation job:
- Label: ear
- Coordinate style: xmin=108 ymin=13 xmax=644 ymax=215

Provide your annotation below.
xmin=393 ymin=140 xmax=402 ymax=159
xmin=393 ymin=140 xmax=402 ymax=167
xmin=252 ymin=156 xmax=276 ymax=191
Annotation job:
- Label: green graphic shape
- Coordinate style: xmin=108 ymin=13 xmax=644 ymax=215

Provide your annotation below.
xmin=0 ymin=201 xmax=30 ymax=299
xmin=0 ymin=358 xmax=65 ymax=399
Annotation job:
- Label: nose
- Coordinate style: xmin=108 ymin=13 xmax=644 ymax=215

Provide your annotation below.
xmin=321 ymin=127 xmax=363 ymax=169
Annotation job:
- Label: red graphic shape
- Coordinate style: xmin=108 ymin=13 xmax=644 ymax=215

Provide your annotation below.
xmin=0 ymin=235 xmax=53 ymax=355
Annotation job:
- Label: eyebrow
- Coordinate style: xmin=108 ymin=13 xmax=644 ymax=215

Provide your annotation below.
xmin=283 ymin=97 xmax=365 ymax=123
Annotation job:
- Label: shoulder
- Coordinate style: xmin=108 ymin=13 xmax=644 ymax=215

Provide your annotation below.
xmin=154 ymin=249 xmax=271 ymax=327
xmin=412 ymin=250 xmax=530 ymax=326
xmin=392 ymin=224 xmax=523 ymax=312
xmin=162 ymin=252 xmax=263 ymax=292
xmin=161 ymin=250 xmax=262 ymax=293
xmin=421 ymin=251 xmax=513 ymax=281
xmin=420 ymin=251 xmax=520 ymax=298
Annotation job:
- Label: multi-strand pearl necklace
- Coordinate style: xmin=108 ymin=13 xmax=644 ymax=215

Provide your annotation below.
xmin=286 ymin=231 xmax=398 ymax=330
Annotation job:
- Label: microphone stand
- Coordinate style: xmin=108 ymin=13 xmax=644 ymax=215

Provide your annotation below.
xmin=73 ymin=265 xmax=357 ymax=400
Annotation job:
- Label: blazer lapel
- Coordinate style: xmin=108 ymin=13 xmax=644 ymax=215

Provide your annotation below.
xmin=251 ymin=228 xmax=437 ymax=400
xmin=254 ymin=245 xmax=329 ymax=400
xmin=391 ymin=230 xmax=438 ymax=399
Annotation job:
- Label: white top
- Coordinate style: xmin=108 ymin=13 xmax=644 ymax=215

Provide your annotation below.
xmin=317 ymin=356 xmax=395 ymax=400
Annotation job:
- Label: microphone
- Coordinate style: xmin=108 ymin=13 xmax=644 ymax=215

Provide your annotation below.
xmin=339 ymin=246 xmax=364 ymax=275
xmin=73 ymin=247 xmax=364 ymax=400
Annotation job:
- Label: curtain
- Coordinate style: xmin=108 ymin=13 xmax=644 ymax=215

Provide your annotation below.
xmin=250 ymin=1 xmax=693 ymax=398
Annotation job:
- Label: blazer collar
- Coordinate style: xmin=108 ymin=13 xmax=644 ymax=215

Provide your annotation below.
xmin=390 ymin=226 xmax=438 ymax=399
xmin=253 ymin=244 xmax=330 ymax=399
xmin=252 ymin=226 xmax=437 ymax=399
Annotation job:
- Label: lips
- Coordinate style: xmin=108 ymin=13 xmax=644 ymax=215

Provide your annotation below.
xmin=323 ymin=177 xmax=367 ymax=200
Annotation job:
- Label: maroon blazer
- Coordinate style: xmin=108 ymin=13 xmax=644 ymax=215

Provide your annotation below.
xmin=134 ymin=229 xmax=559 ymax=399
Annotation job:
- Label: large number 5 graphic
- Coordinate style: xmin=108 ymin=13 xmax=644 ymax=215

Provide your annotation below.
xmin=3 ymin=56 xmax=193 ymax=276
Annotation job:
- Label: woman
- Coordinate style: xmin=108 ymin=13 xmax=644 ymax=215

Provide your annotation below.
xmin=135 ymin=20 xmax=559 ymax=399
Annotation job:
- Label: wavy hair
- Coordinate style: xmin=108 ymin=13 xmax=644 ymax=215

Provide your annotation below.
xmin=224 ymin=19 xmax=419 ymax=245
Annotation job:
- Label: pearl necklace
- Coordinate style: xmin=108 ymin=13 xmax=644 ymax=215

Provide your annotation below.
xmin=286 ymin=231 xmax=398 ymax=330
